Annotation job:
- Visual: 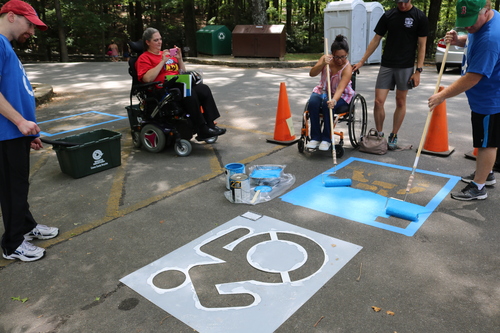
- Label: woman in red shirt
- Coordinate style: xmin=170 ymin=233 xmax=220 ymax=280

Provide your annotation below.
xmin=135 ymin=27 xmax=226 ymax=139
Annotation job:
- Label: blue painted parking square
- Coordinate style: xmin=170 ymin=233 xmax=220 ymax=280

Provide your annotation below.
xmin=281 ymin=157 xmax=461 ymax=236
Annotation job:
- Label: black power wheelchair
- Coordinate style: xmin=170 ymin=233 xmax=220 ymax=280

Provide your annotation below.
xmin=297 ymin=71 xmax=368 ymax=158
xmin=125 ymin=41 xmax=216 ymax=156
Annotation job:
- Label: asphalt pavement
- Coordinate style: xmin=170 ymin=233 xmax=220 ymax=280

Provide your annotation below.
xmin=0 ymin=58 xmax=499 ymax=333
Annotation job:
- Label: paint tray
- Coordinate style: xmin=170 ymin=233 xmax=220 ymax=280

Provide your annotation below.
xmin=249 ymin=165 xmax=284 ymax=186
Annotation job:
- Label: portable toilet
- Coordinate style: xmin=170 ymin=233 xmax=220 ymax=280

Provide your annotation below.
xmin=365 ymin=2 xmax=384 ymax=64
xmin=324 ymin=0 xmax=367 ymax=64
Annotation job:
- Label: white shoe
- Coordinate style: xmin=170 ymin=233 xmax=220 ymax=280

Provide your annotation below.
xmin=3 ymin=240 xmax=45 ymax=262
xmin=24 ymin=224 xmax=59 ymax=240
xmin=318 ymin=141 xmax=331 ymax=151
xmin=306 ymin=140 xmax=320 ymax=149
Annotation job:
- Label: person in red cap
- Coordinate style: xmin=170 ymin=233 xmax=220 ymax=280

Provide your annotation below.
xmin=0 ymin=0 xmax=58 ymax=262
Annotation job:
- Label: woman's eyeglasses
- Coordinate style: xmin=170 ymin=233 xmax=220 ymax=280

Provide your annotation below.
xmin=333 ymin=56 xmax=347 ymax=60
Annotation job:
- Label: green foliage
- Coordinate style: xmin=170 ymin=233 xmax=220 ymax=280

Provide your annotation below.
xmin=19 ymin=0 xmax=466 ymax=60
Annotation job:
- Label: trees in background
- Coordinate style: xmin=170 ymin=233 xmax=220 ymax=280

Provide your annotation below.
xmin=17 ymin=0 xmax=500 ymax=61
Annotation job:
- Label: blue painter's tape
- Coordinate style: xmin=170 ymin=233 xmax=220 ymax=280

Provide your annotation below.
xmin=280 ymin=157 xmax=460 ymax=236
xmin=39 ymin=111 xmax=127 ymax=137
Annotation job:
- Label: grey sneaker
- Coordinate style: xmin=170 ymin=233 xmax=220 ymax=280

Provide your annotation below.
xmin=24 ymin=224 xmax=59 ymax=241
xmin=388 ymin=133 xmax=398 ymax=150
xmin=451 ymin=182 xmax=487 ymax=201
xmin=461 ymin=171 xmax=496 ymax=186
xmin=3 ymin=240 xmax=45 ymax=262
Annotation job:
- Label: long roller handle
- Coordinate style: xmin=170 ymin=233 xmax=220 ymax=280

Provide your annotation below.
xmin=324 ymin=38 xmax=337 ymax=171
xmin=404 ymin=43 xmax=450 ymax=201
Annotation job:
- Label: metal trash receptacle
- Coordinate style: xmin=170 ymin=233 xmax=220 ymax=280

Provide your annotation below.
xmin=232 ymin=25 xmax=286 ymax=58
xmin=53 ymin=129 xmax=122 ymax=178
xmin=196 ymin=25 xmax=232 ymax=55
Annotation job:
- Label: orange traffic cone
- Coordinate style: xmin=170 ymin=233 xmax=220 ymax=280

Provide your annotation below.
xmin=422 ymin=86 xmax=455 ymax=156
xmin=266 ymin=82 xmax=299 ymax=145
xmin=465 ymin=147 xmax=478 ymax=160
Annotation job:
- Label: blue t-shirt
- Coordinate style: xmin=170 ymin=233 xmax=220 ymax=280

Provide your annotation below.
xmin=462 ymin=10 xmax=500 ymax=115
xmin=0 ymin=34 xmax=37 ymax=141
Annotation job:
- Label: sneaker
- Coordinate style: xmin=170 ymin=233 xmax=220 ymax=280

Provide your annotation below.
xmin=3 ymin=240 xmax=45 ymax=262
xmin=450 ymin=182 xmax=487 ymax=201
xmin=306 ymin=140 xmax=320 ymax=149
xmin=318 ymin=141 xmax=331 ymax=151
xmin=388 ymin=133 xmax=398 ymax=150
xmin=24 ymin=224 xmax=59 ymax=241
xmin=461 ymin=171 xmax=496 ymax=186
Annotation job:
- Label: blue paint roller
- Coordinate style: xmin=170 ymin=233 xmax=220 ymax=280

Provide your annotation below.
xmin=385 ymin=197 xmax=423 ymax=222
xmin=323 ymin=177 xmax=352 ymax=187
xmin=322 ymin=38 xmax=351 ymax=188
xmin=385 ymin=43 xmax=450 ymax=221
xmin=250 ymin=185 xmax=272 ymax=204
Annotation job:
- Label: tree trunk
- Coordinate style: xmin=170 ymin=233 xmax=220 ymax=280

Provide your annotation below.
xmin=54 ymin=0 xmax=68 ymax=62
xmin=183 ymin=0 xmax=197 ymax=56
xmin=426 ymin=0 xmax=442 ymax=58
xmin=286 ymin=0 xmax=292 ymax=34
xmin=251 ymin=0 xmax=267 ymax=25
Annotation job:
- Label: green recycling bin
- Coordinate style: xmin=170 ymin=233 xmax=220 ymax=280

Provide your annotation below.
xmin=53 ymin=129 xmax=122 ymax=178
xmin=196 ymin=25 xmax=232 ymax=55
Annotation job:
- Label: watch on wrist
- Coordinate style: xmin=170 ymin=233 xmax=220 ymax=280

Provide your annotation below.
xmin=416 ymin=67 xmax=423 ymax=73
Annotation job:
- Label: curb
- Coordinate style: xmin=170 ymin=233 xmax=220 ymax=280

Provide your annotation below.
xmin=185 ymin=56 xmax=316 ymax=69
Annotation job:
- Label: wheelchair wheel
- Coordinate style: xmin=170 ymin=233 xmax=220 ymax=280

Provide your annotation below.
xmin=334 ymin=144 xmax=345 ymax=158
xmin=140 ymin=124 xmax=166 ymax=153
xmin=131 ymin=130 xmax=142 ymax=149
xmin=348 ymin=93 xmax=368 ymax=148
xmin=297 ymin=139 xmax=305 ymax=153
xmin=174 ymin=139 xmax=192 ymax=157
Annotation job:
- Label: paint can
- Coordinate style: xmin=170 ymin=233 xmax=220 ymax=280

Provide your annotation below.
xmin=230 ymin=173 xmax=250 ymax=203
xmin=224 ymin=163 xmax=245 ymax=189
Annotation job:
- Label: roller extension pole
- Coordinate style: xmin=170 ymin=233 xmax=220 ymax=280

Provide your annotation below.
xmin=322 ymin=38 xmax=352 ymax=188
xmin=404 ymin=42 xmax=450 ymax=201
xmin=325 ymin=38 xmax=337 ymax=173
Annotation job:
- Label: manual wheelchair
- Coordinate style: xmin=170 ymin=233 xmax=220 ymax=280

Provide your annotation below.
xmin=297 ymin=71 xmax=368 ymax=158
xmin=125 ymin=41 xmax=216 ymax=156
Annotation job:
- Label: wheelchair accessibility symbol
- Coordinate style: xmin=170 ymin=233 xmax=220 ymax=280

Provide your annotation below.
xmin=121 ymin=213 xmax=362 ymax=333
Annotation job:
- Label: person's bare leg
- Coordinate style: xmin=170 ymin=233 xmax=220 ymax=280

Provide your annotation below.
xmin=474 ymin=147 xmax=497 ymax=184
xmin=391 ymin=89 xmax=408 ymax=135
xmin=374 ymin=88 xmax=390 ymax=133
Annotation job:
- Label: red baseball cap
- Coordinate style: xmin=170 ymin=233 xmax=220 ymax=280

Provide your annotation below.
xmin=0 ymin=0 xmax=48 ymax=31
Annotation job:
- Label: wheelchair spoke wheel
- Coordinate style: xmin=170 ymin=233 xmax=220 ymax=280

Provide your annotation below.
xmin=348 ymin=94 xmax=368 ymax=148
xmin=140 ymin=124 xmax=166 ymax=153
xmin=174 ymin=139 xmax=192 ymax=157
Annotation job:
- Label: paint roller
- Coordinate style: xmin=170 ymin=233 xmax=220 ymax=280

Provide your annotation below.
xmin=385 ymin=42 xmax=451 ymax=221
xmin=323 ymin=37 xmax=352 ymax=188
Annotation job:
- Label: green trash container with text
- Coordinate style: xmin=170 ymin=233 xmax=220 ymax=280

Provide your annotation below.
xmin=53 ymin=129 xmax=122 ymax=178
xmin=196 ymin=25 xmax=232 ymax=55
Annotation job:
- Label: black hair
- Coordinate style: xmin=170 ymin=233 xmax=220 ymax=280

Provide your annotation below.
xmin=331 ymin=35 xmax=349 ymax=54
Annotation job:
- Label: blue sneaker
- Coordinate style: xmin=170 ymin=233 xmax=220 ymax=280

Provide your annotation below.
xmin=388 ymin=133 xmax=398 ymax=150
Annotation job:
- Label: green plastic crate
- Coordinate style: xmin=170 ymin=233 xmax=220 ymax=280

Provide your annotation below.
xmin=53 ymin=129 xmax=122 ymax=178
